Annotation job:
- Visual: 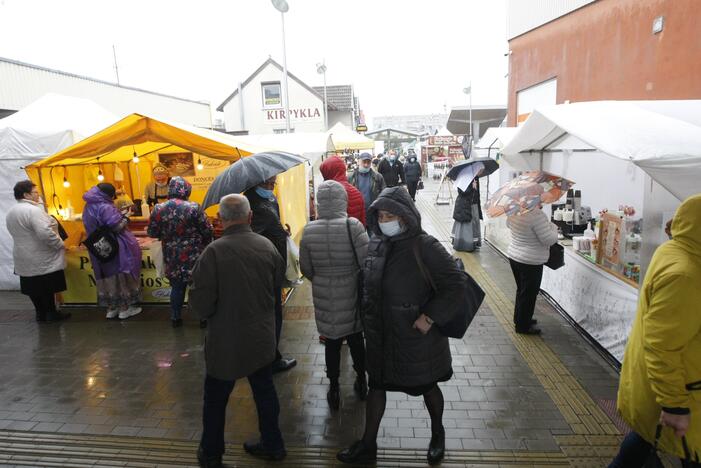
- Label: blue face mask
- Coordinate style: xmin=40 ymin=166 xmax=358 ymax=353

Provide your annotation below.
xmin=389 ymin=155 xmax=396 ymax=162
xmin=255 ymin=186 xmax=275 ymax=200
xmin=379 ymin=220 xmax=403 ymax=237
xmin=358 ymin=165 xmax=371 ymax=173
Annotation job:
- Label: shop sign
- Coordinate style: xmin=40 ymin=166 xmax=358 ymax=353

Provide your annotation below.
xmin=356 ymin=124 xmax=368 ymax=132
xmin=448 ymin=145 xmax=465 ymax=163
xmin=63 ymin=248 xmax=172 ymax=304
xmin=186 ymin=156 xmax=229 ymax=192
xmin=428 ymin=135 xmax=462 ymax=146
xmin=266 ymin=108 xmax=321 ymax=121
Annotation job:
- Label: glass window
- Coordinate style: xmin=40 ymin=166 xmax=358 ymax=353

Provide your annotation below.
xmin=262 ymin=82 xmax=282 ymax=108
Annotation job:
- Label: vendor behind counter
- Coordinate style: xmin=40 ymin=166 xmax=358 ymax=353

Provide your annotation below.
xmin=144 ymin=163 xmax=171 ymax=207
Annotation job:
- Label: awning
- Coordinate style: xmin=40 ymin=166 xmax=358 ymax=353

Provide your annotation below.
xmin=501 ymin=100 xmax=701 ymax=201
xmin=327 ymin=122 xmax=375 ymax=151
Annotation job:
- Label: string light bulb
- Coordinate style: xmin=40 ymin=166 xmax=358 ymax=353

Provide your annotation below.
xmin=97 ymin=169 xmax=104 ymax=182
xmin=197 ymin=158 xmax=204 ymax=171
xmin=63 ymin=177 xmax=70 ymax=188
xmin=132 ymin=150 xmax=140 ymax=164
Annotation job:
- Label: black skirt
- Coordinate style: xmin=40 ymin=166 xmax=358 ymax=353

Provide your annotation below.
xmin=369 ymin=369 xmax=453 ymax=397
xmin=20 ymin=270 xmax=67 ymax=296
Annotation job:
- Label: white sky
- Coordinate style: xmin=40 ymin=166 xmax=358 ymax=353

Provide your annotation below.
xmin=0 ymin=0 xmax=508 ymax=125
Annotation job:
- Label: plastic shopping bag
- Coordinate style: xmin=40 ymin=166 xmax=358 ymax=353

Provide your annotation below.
xmin=285 ymin=236 xmax=303 ymax=287
xmin=151 ymin=240 xmax=166 ymax=278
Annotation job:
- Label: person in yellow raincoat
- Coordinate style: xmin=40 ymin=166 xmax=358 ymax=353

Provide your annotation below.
xmin=611 ymin=194 xmax=701 ymax=466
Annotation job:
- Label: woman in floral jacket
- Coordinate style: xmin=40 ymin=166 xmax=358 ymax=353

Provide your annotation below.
xmin=148 ymin=177 xmax=213 ymax=327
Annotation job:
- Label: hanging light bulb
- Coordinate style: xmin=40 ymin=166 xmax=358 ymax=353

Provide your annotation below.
xmin=63 ymin=177 xmax=70 ymax=188
xmin=97 ymin=169 xmax=104 ymax=182
xmin=197 ymin=158 xmax=204 ymax=171
xmin=132 ymin=149 xmax=139 ymax=164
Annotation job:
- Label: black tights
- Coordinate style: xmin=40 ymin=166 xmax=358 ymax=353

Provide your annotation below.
xmin=362 ymin=385 xmax=444 ymax=445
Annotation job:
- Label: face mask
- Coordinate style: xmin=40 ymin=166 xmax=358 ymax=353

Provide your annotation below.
xmin=359 ymin=166 xmax=371 ymax=173
xmin=379 ymin=220 xmax=403 ymax=237
xmin=389 ymin=156 xmax=396 ymax=162
xmin=410 ymin=157 xmax=416 ymax=162
xmin=255 ymin=187 xmax=275 ymax=200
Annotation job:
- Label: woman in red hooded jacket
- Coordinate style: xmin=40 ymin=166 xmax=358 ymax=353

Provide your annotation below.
xmin=320 ymin=156 xmax=366 ymax=226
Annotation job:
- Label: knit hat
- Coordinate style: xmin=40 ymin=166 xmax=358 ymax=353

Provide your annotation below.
xmin=152 ymin=163 xmax=169 ymax=174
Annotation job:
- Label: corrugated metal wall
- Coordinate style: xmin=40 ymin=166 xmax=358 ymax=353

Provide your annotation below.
xmin=0 ymin=59 xmax=211 ymax=127
xmin=507 ymin=0 xmax=596 ymax=39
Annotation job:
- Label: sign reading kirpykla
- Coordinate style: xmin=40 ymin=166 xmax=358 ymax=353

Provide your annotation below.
xmin=266 ymin=108 xmax=321 ymax=121
xmin=356 ymin=125 xmax=368 ymax=132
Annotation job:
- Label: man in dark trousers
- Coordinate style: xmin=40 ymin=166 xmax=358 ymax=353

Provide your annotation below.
xmin=190 ymin=194 xmax=287 ymax=466
xmin=377 ymin=150 xmax=405 ymax=188
xmin=245 ymin=177 xmax=297 ymax=374
xmin=403 ymin=154 xmax=422 ymax=201
xmin=349 ymin=152 xmax=386 ymax=218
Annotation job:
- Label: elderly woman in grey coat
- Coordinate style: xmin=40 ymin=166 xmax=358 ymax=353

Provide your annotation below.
xmin=300 ymin=180 xmax=369 ymax=411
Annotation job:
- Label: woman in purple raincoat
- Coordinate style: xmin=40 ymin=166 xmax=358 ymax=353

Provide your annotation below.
xmin=147 ymin=177 xmax=213 ymax=327
xmin=82 ymin=183 xmax=142 ymax=320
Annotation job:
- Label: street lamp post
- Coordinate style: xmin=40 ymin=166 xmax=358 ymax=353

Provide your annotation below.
xmin=316 ymin=61 xmax=328 ymax=131
xmin=272 ymin=0 xmax=291 ymax=133
xmin=463 ymin=82 xmax=472 ymax=149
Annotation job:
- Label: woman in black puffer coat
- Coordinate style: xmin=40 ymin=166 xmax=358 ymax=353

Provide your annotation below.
xmin=337 ymin=186 xmax=466 ymax=466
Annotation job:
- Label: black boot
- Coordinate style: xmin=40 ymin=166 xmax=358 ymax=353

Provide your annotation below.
xmin=336 ymin=440 xmax=377 ymax=464
xmin=196 ymin=445 xmax=222 ymax=468
xmin=46 ymin=311 xmax=71 ymax=322
xmin=427 ymin=428 xmax=445 ymax=465
xmin=327 ymin=382 xmax=340 ymax=411
xmin=353 ymin=373 xmax=367 ymax=401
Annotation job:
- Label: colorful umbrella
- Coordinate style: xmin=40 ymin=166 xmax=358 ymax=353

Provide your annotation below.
xmin=486 ymin=171 xmax=575 ymax=218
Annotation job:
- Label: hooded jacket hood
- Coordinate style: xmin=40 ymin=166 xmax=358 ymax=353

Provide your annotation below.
xmin=367 ymin=186 xmax=421 ymax=239
xmin=316 ymin=180 xmax=348 ymax=220
xmin=671 ymin=194 xmax=701 ymax=258
xmin=168 ymin=176 xmax=192 ymax=200
xmin=320 ymin=156 xmax=349 ymax=183
xmin=83 ymin=186 xmax=113 ymax=205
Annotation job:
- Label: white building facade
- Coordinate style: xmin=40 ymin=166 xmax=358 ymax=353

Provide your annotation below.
xmin=217 ymin=58 xmax=358 ymax=135
xmin=0 ymin=57 xmax=212 ymax=126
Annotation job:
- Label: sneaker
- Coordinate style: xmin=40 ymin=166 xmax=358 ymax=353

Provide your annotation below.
xmin=106 ymin=308 xmax=119 ymax=319
xmin=118 ymin=306 xmax=142 ymax=320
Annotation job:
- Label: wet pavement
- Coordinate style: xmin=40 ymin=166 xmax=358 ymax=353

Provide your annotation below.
xmin=0 ymin=179 xmax=632 ymax=467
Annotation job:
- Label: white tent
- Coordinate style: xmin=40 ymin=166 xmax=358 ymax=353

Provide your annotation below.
xmin=0 ymin=94 xmax=119 ymax=289
xmin=235 ymin=132 xmax=333 ymax=164
xmin=475 ymin=127 xmax=518 ymax=151
xmin=327 ymin=122 xmax=375 ymax=151
xmin=501 ymin=100 xmax=701 ymax=201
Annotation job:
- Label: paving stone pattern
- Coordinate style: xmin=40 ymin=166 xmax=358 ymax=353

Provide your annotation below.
xmin=0 ymin=179 xmax=632 ymax=467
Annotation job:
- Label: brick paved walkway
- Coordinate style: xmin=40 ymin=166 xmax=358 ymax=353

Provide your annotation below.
xmin=0 ymin=179 xmax=630 ymax=467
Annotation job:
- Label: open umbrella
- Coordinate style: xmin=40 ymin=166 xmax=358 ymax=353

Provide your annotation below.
xmin=447 ymin=158 xmax=499 ymax=191
xmin=202 ymin=151 xmax=306 ymax=209
xmin=485 ymin=171 xmax=574 ymax=218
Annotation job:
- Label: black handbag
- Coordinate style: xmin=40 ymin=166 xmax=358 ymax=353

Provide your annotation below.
xmin=417 ymin=180 xmax=424 ymax=190
xmin=345 ymin=219 xmax=363 ymax=327
xmin=82 ymin=225 xmax=119 ymax=262
xmin=545 ymin=242 xmax=565 ymax=270
xmin=413 ymin=238 xmax=485 ymax=339
xmin=50 ymin=215 xmax=69 ymax=241
xmin=645 ymin=424 xmax=699 ymax=467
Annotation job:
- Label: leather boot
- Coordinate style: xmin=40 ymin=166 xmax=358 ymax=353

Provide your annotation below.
xmin=327 ymin=383 xmax=340 ymax=410
xmin=336 ymin=440 xmax=377 ymax=464
xmin=427 ymin=428 xmax=445 ymax=465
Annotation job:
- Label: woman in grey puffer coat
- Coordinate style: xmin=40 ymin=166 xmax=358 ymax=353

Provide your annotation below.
xmin=300 ymin=180 xmax=369 ymax=410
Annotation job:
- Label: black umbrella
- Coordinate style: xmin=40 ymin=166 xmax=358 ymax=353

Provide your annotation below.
xmin=446 ymin=157 xmax=499 ymax=181
xmin=202 ymin=151 xmax=306 ymax=209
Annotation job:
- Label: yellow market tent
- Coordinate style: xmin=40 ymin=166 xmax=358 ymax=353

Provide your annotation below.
xmin=25 ymin=113 xmax=310 ymax=241
xmin=328 ymin=122 xmax=375 ymax=151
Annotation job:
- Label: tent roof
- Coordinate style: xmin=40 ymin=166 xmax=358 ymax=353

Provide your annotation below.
xmin=501 ymin=100 xmax=701 ymax=201
xmin=28 ymin=113 xmax=269 ymax=168
xmin=475 ymin=127 xmax=518 ymax=149
xmin=235 ymin=132 xmax=334 ymax=163
xmin=327 ymin=122 xmax=374 ymax=150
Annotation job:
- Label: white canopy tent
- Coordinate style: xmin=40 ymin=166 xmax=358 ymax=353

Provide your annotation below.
xmin=0 ymin=94 xmax=119 ymax=289
xmin=235 ymin=132 xmax=334 ymax=164
xmin=501 ymin=100 xmax=701 ymax=201
xmin=327 ymin=122 xmax=375 ymax=151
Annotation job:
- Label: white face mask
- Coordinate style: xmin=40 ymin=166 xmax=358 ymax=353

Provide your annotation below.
xmin=379 ymin=220 xmax=403 ymax=237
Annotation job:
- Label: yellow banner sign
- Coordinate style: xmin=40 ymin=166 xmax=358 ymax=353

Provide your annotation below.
xmin=63 ymin=248 xmax=172 ymax=304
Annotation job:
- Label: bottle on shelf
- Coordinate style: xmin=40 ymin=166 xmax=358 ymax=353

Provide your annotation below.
xmin=140 ymin=200 xmax=150 ymax=219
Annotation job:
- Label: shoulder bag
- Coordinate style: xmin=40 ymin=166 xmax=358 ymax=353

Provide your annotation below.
xmin=82 ymin=224 xmax=119 ymax=263
xmin=345 ymin=218 xmax=363 ymax=327
xmin=545 ymin=242 xmax=565 ymax=270
xmin=413 ymin=237 xmax=485 ymax=339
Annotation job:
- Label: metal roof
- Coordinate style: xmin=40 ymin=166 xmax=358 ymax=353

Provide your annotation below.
xmin=312 ymin=85 xmax=354 ymax=110
xmin=0 ymin=56 xmax=209 ymax=105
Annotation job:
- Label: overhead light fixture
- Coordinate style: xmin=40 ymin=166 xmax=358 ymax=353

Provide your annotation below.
xmin=197 ymin=158 xmax=204 ymax=171
xmin=63 ymin=177 xmax=70 ymax=188
xmin=97 ymin=170 xmax=104 ymax=182
xmin=652 ymin=15 xmax=664 ymax=34
xmin=132 ymin=149 xmax=139 ymax=164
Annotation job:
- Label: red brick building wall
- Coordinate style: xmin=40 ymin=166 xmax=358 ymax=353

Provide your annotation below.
xmin=507 ymin=0 xmax=701 ymax=126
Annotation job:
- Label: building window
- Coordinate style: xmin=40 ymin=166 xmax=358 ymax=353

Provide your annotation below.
xmin=273 ymin=128 xmax=295 ymax=134
xmin=262 ymin=82 xmax=282 ymax=108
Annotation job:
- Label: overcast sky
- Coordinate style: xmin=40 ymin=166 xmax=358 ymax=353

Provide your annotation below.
xmin=0 ymin=0 xmax=508 ymax=126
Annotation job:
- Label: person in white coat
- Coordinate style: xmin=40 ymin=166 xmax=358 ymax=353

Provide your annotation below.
xmin=5 ymin=180 xmax=70 ymax=322
xmin=300 ymin=180 xmax=369 ymax=410
xmin=506 ymin=206 xmax=558 ymax=335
